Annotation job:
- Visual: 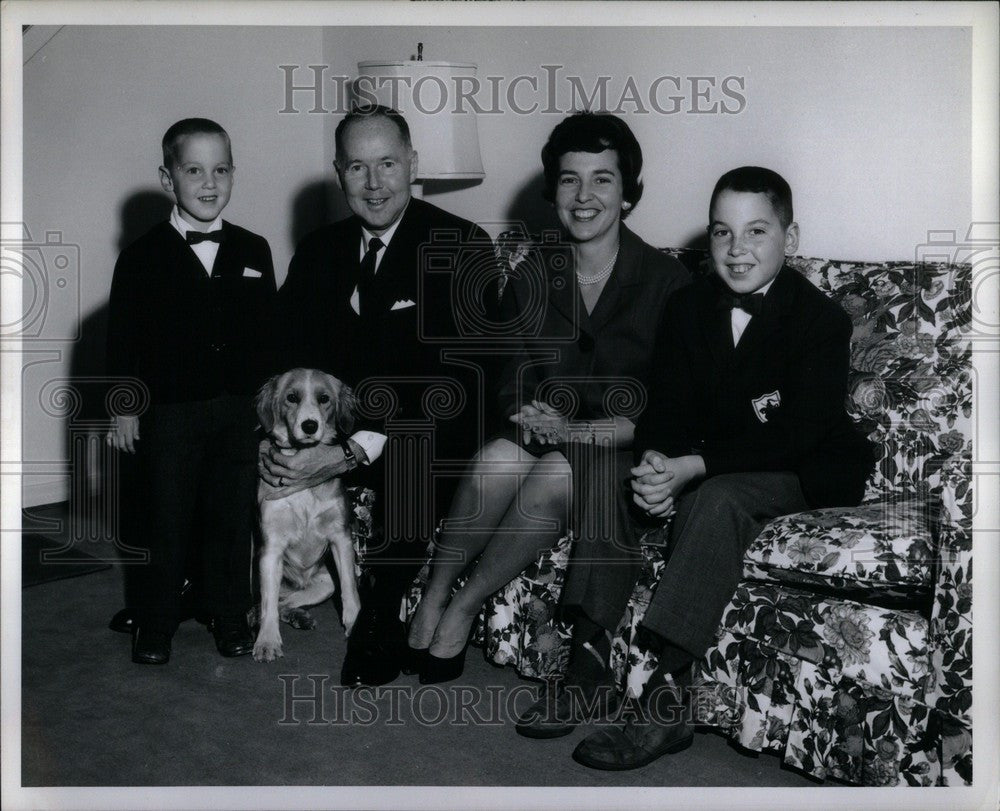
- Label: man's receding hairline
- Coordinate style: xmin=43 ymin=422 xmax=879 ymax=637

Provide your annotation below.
xmin=335 ymin=114 xmax=412 ymax=163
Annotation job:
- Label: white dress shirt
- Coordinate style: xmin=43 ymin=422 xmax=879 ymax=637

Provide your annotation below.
xmin=350 ymin=209 xmax=406 ymax=315
xmin=169 ymin=206 xmax=222 ymax=275
xmin=731 ymin=278 xmax=776 ymax=346
xmin=345 ymin=211 xmax=409 ymax=463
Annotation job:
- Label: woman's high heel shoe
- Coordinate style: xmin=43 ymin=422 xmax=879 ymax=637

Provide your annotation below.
xmin=419 ymin=644 xmax=468 ymax=685
xmin=401 ymin=645 xmax=429 ymax=676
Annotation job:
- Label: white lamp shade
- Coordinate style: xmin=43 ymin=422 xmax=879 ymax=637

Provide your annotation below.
xmin=356 ymin=60 xmax=485 ymax=181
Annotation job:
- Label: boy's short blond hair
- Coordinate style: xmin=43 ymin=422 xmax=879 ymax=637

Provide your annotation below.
xmin=161 ymin=118 xmax=232 ymax=169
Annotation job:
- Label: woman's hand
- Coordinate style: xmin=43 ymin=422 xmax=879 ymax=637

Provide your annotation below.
xmin=106 ymin=415 xmax=140 ymax=454
xmin=509 ymin=400 xmax=569 ymax=445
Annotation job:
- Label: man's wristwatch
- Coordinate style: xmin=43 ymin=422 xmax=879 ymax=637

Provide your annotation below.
xmin=338 ymin=437 xmax=358 ymax=470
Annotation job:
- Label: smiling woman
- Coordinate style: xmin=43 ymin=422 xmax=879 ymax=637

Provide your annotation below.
xmin=406 ymin=112 xmax=691 ymax=697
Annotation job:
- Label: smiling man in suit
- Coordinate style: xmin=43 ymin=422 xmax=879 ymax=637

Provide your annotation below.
xmin=261 ymin=105 xmax=498 ymax=686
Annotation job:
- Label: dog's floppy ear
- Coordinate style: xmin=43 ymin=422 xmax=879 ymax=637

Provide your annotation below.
xmin=254 ymin=374 xmax=281 ymax=434
xmin=334 ymin=384 xmax=358 ymax=437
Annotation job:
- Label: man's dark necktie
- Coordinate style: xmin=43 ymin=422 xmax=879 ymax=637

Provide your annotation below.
xmin=357 ymin=236 xmax=384 ymax=317
xmin=186 ymin=230 xmax=225 ymax=245
xmin=718 ymin=291 xmax=765 ymax=316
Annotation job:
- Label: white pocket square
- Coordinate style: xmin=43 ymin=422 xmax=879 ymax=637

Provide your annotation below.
xmin=390 ymin=299 xmax=416 ymax=310
xmin=242 ymin=267 xmax=262 ymax=278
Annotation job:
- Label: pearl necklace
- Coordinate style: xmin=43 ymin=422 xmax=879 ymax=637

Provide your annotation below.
xmin=576 ymin=248 xmax=619 ymax=286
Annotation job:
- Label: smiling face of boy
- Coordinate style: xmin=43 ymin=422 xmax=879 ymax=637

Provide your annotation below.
xmin=709 ymin=189 xmax=799 ymax=295
xmin=159 ymin=132 xmax=234 ymax=230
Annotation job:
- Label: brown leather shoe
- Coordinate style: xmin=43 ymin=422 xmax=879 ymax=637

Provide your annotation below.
xmin=572 ymin=681 xmax=694 ymax=770
xmin=515 ymin=676 xmax=620 ymax=739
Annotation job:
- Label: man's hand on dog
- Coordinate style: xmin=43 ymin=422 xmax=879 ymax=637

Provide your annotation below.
xmin=258 ymin=439 xmax=366 ymax=500
xmin=107 ymin=415 xmax=140 ymax=453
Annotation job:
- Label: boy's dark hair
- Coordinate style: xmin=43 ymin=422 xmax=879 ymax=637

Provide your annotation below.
xmin=161 ymin=118 xmax=232 ymax=169
xmin=541 ymin=111 xmax=644 ymax=216
xmin=334 ymin=105 xmax=412 ymax=164
xmin=710 ymin=166 xmax=794 ymax=228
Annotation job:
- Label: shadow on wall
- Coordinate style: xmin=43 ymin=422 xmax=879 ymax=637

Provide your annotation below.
xmin=46 ymin=190 xmax=173 ymax=557
xmin=291 ymin=177 xmax=343 ymax=248
xmin=504 ymin=170 xmax=560 ymax=235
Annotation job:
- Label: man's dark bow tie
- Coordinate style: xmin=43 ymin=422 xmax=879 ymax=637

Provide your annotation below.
xmin=186 ymin=230 xmax=225 ymax=245
xmin=719 ymin=291 xmax=765 ymax=316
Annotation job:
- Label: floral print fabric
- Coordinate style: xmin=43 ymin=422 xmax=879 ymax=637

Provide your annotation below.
xmin=401 ymin=247 xmax=973 ymax=786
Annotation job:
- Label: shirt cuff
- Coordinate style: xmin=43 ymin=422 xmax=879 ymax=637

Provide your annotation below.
xmin=350 ymin=430 xmax=387 ymax=464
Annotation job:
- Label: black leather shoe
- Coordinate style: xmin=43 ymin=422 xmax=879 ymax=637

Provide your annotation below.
xmin=131 ymin=627 xmax=171 ymax=664
xmin=419 ymin=645 xmax=468 ymax=685
xmin=109 ymin=608 xmax=133 ymax=634
xmin=210 ymin=615 xmax=253 ymax=658
xmin=341 ymin=607 xmax=405 ymax=687
xmin=400 ymin=645 xmax=429 ymax=676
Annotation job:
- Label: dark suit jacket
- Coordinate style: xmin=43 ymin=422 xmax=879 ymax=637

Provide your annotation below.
xmin=279 ymin=198 xmax=500 ymax=476
xmin=634 ymin=266 xmax=876 ymax=507
xmin=497 ymin=224 xmax=690 ymax=424
xmin=106 ymin=220 xmax=278 ymax=407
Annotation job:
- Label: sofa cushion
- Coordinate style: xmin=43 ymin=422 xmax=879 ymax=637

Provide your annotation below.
xmin=745 ymin=499 xmax=937 ymax=604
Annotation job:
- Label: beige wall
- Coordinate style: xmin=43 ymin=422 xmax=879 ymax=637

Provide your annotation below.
xmin=22 ymin=26 xmax=327 ymax=505
xmin=22 ymin=25 xmax=971 ymax=505
xmin=319 ymin=26 xmax=971 ymax=260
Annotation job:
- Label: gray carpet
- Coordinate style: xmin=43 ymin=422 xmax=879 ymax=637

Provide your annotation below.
xmin=20 ymin=512 xmax=830 ymax=791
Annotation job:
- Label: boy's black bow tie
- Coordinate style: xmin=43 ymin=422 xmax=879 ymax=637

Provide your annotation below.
xmin=186 ymin=230 xmax=225 ymax=245
xmin=718 ymin=291 xmax=765 ymax=316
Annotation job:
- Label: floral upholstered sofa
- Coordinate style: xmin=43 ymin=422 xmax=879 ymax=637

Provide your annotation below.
xmin=401 ymin=244 xmax=973 ymax=787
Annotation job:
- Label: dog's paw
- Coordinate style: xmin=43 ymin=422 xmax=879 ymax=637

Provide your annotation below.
xmin=281 ymin=607 xmax=317 ymax=631
xmin=252 ymin=633 xmax=283 ymax=663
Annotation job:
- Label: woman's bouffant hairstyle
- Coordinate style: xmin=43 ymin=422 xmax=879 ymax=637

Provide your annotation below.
xmin=541 ymin=112 xmax=644 ymax=216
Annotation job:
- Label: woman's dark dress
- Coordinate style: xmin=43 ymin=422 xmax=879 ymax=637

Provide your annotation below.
xmin=494 ymin=224 xmax=689 ymax=630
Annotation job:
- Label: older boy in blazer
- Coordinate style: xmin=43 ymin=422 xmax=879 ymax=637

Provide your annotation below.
xmin=107 ymin=118 xmax=277 ymax=664
xmin=261 ymin=106 xmax=499 ymax=687
xmin=566 ymin=167 xmax=875 ymax=769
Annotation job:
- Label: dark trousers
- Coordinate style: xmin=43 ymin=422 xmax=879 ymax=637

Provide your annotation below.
xmin=134 ymin=395 xmax=257 ymax=634
xmin=564 ymin=471 xmax=808 ymax=660
xmin=351 ymin=436 xmax=462 ymax=616
xmin=560 ymin=445 xmax=645 ymax=631
xmin=639 ymin=472 xmax=808 ymax=658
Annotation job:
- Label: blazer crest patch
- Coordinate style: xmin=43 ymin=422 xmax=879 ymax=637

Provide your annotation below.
xmin=752 ymin=390 xmax=782 ymax=423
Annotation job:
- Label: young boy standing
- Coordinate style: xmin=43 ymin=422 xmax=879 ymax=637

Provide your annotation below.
xmin=106 ymin=119 xmax=277 ymax=664
xmin=565 ymin=166 xmax=874 ymax=768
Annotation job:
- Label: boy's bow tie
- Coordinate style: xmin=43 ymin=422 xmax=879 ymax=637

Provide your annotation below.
xmin=719 ymin=291 xmax=765 ymax=316
xmin=187 ymin=230 xmax=225 ymax=245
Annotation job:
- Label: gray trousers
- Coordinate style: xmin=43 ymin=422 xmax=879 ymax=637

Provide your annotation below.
xmin=564 ymin=471 xmax=808 ymax=659
xmin=640 ymin=472 xmax=808 ymax=658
